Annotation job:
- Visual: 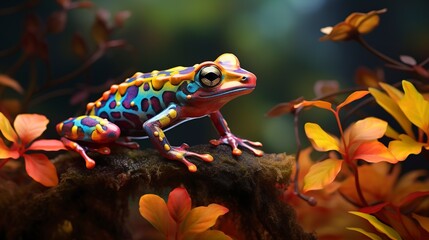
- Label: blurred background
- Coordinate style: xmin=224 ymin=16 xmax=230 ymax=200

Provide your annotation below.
xmin=1 ymin=0 xmax=428 ymax=154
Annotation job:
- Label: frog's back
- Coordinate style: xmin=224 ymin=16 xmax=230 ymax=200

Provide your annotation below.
xmin=85 ymin=66 xmax=196 ymax=135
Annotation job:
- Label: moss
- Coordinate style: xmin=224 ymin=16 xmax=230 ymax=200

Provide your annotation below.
xmin=0 ymin=145 xmax=315 ymax=240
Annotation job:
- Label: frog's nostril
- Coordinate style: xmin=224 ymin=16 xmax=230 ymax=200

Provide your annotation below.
xmin=241 ymin=76 xmax=248 ymax=82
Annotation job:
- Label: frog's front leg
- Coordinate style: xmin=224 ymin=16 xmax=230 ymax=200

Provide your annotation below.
xmin=209 ymin=111 xmax=263 ymax=156
xmin=143 ymin=104 xmax=213 ymax=172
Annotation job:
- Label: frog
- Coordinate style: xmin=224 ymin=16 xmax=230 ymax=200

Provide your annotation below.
xmin=56 ymin=53 xmax=263 ymax=172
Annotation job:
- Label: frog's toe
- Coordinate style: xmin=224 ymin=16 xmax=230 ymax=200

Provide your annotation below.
xmin=243 ymin=139 xmax=263 ymax=147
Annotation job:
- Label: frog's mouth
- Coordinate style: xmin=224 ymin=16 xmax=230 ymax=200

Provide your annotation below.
xmin=199 ymin=86 xmax=255 ymax=98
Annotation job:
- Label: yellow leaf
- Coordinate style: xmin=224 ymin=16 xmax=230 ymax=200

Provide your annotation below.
xmin=388 ymin=134 xmax=424 ymax=161
xmin=179 ymin=204 xmax=228 ymax=236
xmin=139 ymin=194 xmax=175 ymax=238
xmin=369 ymin=87 xmax=414 ymax=138
xmin=320 ymin=22 xmax=354 ymax=41
xmin=303 ymin=158 xmax=343 ymax=192
xmin=304 ymin=123 xmax=340 ymax=152
xmin=346 ymin=227 xmax=382 ymax=240
xmin=398 ymin=80 xmax=429 ymax=135
xmin=349 ymin=211 xmax=403 ymax=240
xmin=412 ymin=213 xmax=429 ymax=233
xmin=385 ymin=125 xmax=400 ymax=140
xmin=344 ymin=117 xmax=387 ymax=144
xmin=379 ymin=82 xmax=403 ymax=101
xmin=337 ymin=90 xmax=369 ymax=111
xmin=0 ymin=112 xmax=18 ymax=143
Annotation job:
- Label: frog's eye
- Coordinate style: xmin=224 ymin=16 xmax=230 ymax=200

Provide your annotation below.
xmin=198 ymin=65 xmax=222 ymax=87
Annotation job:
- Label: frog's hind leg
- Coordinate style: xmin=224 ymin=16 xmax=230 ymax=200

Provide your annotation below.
xmin=60 ymin=137 xmax=99 ymax=169
xmin=114 ymin=137 xmax=140 ymax=149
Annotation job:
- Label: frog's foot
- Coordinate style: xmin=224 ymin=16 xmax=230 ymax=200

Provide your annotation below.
xmin=60 ymin=137 xmax=97 ymax=169
xmin=166 ymin=143 xmax=213 ymax=172
xmin=115 ymin=137 xmax=140 ymax=149
xmin=210 ymin=133 xmax=264 ymax=157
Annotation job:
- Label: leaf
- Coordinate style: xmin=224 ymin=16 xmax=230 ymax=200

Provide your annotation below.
xmin=0 ymin=74 xmax=24 ymax=94
xmin=71 ymin=33 xmax=88 ymax=58
xmin=355 ymin=67 xmax=383 ymax=88
xmin=352 ymin=140 xmax=397 ymax=164
xmin=304 ymin=123 xmax=340 ymax=152
xmin=369 ymin=87 xmax=414 ymax=138
xmin=179 ymin=204 xmax=228 ymax=236
xmin=266 ymin=97 xmax=304 ymax=117
xmin=398 ymin=191 xmax=429 ymax=208
xmin=24 ymin=153 xmax=58 ymax=187
xmin=92 ymin=10 xmax=110 ymax=45
xmin=139 ymin=194 xmax=175 ymax=238
xmin=388 ymin=134 xmax=424 ymax=161
xmin=346 ymin=227 xmax=382 ymax=240
xmin=303 ymin=158 xmax=343 ymax=192
xmin=337 ymin=90 xmax=369 ymax=111
xmin=114 ymin=11 xmax=131 ymax=28
xmin=359 ymin=202 xmax=390 ymax=214
xmin=398 ymin=80 xmax=429 ymax=135
xmin=27 ymin=139 xmax=66 ymax=151
xmin=345 ymin=117 xmax=387 ymax=144
xmin=192 ymin=230 xmax=232 ymax=240
xmin=412 ymin=214 xmax=429 ymax=233
xmin=0 ymin=138 xmax=19 ymax=159
xmin=47 ymin=10 xmax=67 ymax=33
xmin=313 ymin=80 xmax=339 ymax=98
xmin=167 ymin=187 xmax=192 ymax=223
xmin=349 ymin=211 xmax=403 ymax=240
xmin=400 ymin=55 xmax=417 ymax=66
xmin=320 ymin=22 xmax=354 ymax=41
xmin=0 ymin=112 xmax=18 ymax=143
xmin=295 ymin=100 xmax=333 ymax=112
xmin=379 ymin=82 xmax=403 ymax=101
xmin=14 ymin=114 xmax=49 ymax=146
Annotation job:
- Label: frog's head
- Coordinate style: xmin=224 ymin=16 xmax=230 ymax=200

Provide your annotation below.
xmin=182 ymin=53 xmax=256 ymax=114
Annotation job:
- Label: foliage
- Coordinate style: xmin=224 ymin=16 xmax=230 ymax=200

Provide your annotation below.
xmin=0 ymin=113 xmax=65 ymax=186
xmin=139 ymin=186 xmax=231 ymax=240
xmin=269 ymin=8 xmax=429 ymax=240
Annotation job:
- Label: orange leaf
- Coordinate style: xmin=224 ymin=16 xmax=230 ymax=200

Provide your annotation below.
xmin=139 ymin=194 xmax=176 ymax=238
xmin=24 ymin=153 xmax=58 ymax=187
xmin=0 ymin=139 xmax=19 ymax=159
xmin=412 ymin=214 xmax=429 ymax=233
xmin=344 ymin=117 xmax=387 ymax=144
xmin=14 ymin=114 xmax=49 ymax=146
xmin=304 ymin=123 xmax=340 ymax=152
xmin=0 ymin=74 xmax=23 ymax=94
xmin=167 ymin=187 xmax=191 ymax=223
xmin=179 ymin=204 xmax=229 ymax=236
xmin=295 ymin=100 xmax=333 ymax=112
xmin=337 ymin=90 xmax=369 ymax=111
xmin=27 ymin=139 xmax=66 ymax=151
xmin=320 ymin=22 xmax=354 ymax=41
xmin=0 ymin=112 xmax=18 ymax=143
xmin=352 ymin=140 xmax=397 ymax=163
xmin=303 ymin=158 xmax=343 ymax=192
xmin=192 ymin=230 xmax=232 ymax=240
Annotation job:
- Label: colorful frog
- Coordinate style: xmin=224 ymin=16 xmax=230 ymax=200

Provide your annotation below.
xmin=57 ymin=53 xmax=263 ymax=172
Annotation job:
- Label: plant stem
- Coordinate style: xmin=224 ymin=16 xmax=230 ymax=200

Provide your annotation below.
xmin=356 ymin=36 xmax=410 ymax=69
xmin=352 ymin=164 xmax=368 ymax=206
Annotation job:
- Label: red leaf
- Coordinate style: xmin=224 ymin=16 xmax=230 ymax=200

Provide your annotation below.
xmin=359 ymin=202 xmax=390 ymax=214
xmin=115 ymin=11 xmax=131 ymax=28
xmin=27 ymin=139 xmax=66 ymax=151
xmin=167 ymin=187 xmax=192 ymax=223
xmin=47 ymin=10 xmax=67 ymax=33
xmin=0 ymin=74 xmax=23 ymax=94
xmin=398 ymin=191 xmax=429 ymax=208
xmin=24 ymin=153 xmax=58 ymax=187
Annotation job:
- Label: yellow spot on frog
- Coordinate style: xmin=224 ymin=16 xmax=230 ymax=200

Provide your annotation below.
xmin=159 ymin=116 xmax=171 ymax=126
xmin=168 ymin=109 xmax=177 ymax=119
xmin=154 ymin=131 xmax=159 ymax=136
xmin=118 ymin=83 xmax=129 ymax=95
xmin=130 ymin=101 xmax=135 ymax=107
xmin=159 ymin=137 xmax=164 ymax=142
xmin=95 ymin=124 xmax=104 ymax=133
xmin=164 ymin=144 xmax=170 ymax=151
xmin=95 ymin=101 xmax=101 ymax=107
xmin=116 ymin=101 xmax=121 ymax=106
xmin=71 ymin=126 xmax=78 ymax=139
